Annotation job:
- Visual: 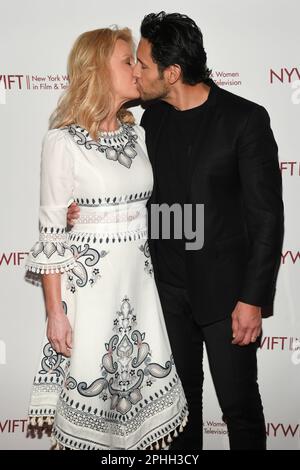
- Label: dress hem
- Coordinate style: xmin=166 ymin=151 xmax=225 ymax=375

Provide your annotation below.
xmin=28 ymin=407 xmax=189 ymax=450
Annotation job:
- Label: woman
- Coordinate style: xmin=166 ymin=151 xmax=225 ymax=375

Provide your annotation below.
xmin=25 ymin=27 xmax=188 ymax=450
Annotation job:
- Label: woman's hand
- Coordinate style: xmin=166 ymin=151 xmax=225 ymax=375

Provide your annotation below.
xmin=67 ymin=201 xmax=80 ymax=226
xmin=42 ymin=273 xmax=72 ymax=357
xmin=46 ymin=305 xmax=73 ymax=357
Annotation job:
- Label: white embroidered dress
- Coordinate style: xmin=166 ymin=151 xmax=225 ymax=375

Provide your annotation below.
xmin=25 ymin=123 xmax=188 ymax=450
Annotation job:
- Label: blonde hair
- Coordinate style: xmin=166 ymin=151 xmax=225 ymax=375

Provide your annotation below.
xmin=50 ymin=27 xmax=135 ymax=140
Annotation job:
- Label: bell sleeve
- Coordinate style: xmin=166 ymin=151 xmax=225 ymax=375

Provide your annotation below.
xmin=25 ymin=129 xmax=77 ymax=275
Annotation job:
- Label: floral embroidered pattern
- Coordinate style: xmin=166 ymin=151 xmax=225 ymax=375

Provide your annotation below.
xmin=67 ymin=124 xmax=138 ymax=169
xmin=72 ymin=296 xmax=173 ymax=415
xmin=38 ymin=342 xmax=66 ymax=378
xmin=26 ymin=236 xmax=77 ymax=275
xmin=139 ymin=241 xmax=153 ymax=277
xmin=31 ymin=241 xmax=71 ymax=259
xmin=89 ymin=268 xmax=101 ymax=286
xmin=66 ymin=244 xmax=108 ymax=292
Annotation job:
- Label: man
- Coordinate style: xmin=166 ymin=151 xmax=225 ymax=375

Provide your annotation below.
xmin=68 ymin=12 xmax=284 ymax=450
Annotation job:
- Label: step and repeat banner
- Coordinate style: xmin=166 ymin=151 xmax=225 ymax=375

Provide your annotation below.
xmin=0 ymin=0 xmax=299 ymax=450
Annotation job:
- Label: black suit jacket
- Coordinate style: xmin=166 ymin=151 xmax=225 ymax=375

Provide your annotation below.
xmin=141 ymin=80 xmax=284 ymax=325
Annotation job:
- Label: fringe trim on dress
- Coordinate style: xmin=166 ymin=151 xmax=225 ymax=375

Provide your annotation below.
xmin=25 ymin=260 xmax=78 ymax=275
xmin=27 ymin=409 xmax=189 ymax=451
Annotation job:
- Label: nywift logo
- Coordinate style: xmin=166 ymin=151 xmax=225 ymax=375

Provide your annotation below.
xmin=0 ymin=73 xmax=69 ymax=94
xmin=269 ymin=67 xmax=300 ymax=84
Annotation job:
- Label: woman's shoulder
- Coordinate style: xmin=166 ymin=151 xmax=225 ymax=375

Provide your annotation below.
xmin=42 ymin=127 xmax=74 ymax=150
xmin=40 ymin=127 xmax=76 ymax=164
xmin=43 ymin=126 xmax=69 ymax=141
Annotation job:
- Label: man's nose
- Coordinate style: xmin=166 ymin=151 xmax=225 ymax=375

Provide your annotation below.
xmin=133 ymin=63 xmax=141 ymax=78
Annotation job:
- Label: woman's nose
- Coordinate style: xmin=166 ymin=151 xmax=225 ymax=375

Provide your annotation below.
xmin=132 ymin=63 xmax=140 ymax=78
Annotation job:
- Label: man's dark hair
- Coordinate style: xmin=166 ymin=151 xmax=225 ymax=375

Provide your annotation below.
xmin=140 ymin=11 xmax=211 ymax=85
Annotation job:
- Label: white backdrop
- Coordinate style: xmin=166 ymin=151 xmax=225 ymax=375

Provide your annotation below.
xmin=0 ymin=0 xmax=299 ymax=450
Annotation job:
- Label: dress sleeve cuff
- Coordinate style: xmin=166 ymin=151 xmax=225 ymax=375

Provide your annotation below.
xmin=25 ymin=241 xmax=77 ymax=274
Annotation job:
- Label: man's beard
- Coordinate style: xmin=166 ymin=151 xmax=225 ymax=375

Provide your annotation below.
xmin=138 ymin=83 xmax=169 ymax=102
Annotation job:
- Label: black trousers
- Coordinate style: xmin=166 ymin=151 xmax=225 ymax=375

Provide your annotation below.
xmin=157 ymin=280 xmax=266 ymax=450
